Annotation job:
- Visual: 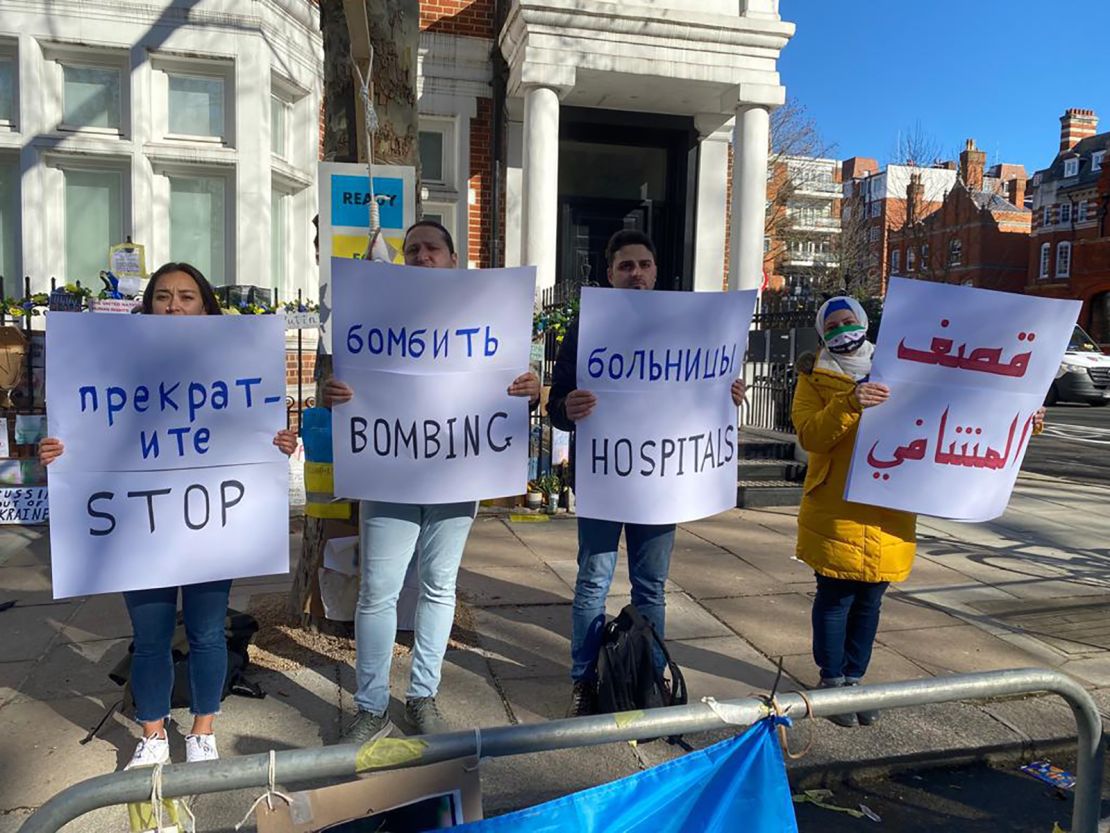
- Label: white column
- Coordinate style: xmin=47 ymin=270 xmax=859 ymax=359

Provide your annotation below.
xmin=692 ymin=126 xmax=731 ymax=291
xmin=521 ymin=85 xmax=560 ymax=291
xmin=729 ymin=105 xmax=771 ymax=292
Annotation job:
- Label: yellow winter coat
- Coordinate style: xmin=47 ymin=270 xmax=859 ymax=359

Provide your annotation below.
xmin=791 ymin=352 xmax=917 ymax=583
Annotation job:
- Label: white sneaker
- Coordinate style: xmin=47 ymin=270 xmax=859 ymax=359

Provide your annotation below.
xmin=185 ymin=733 xmax=219 ymax=763
xmin=125 ymin=733 xmax=170 ymax=769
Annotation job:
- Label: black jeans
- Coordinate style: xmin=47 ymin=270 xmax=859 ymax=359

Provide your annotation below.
xmin=811 ymin=573 xmax=889 ymax=683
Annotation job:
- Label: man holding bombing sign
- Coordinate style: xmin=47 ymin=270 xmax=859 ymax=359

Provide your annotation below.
xmin=324 ymin=221 xmax=540 ymax=742
xmin=548 ymin=230 xmax=753 ymax=718
xmin=40 ymin=262 xmax=297 ymax=769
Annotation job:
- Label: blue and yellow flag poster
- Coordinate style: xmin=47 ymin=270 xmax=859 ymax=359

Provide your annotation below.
xmin=443 ymin=718 xmax=797 ymax=833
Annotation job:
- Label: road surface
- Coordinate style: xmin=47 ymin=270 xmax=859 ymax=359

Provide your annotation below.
xmin=1024 ymin=402 xmax=1110 ymax=485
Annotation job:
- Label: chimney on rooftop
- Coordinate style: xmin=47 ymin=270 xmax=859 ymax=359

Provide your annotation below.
xmin=1060 ymin=108 xmax=1099 ymax=153
xmin=959 ymin=138 xmax=986 ymax=192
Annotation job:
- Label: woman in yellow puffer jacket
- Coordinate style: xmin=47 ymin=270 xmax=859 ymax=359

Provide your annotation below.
xmin=793 ymin=296 xmax=1044 ymax=728
xmin=792 ymin=296 xmax=911 ymax=728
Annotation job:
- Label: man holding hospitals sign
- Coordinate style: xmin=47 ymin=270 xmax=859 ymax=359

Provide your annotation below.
xmin=573 ymin=285 xmax=758 ymax=525
xmin=845 ymin=277 xmax=1079 ymax=521
xmin=45 ymin=312 xmax=292 ymax=598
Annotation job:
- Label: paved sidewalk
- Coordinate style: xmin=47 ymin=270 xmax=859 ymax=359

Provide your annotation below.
xmin=2 ymin=472 xmax=1109 ymax=831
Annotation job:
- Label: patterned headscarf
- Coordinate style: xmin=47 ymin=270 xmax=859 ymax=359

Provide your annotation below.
xmin=815 ymin=296 xmax=873 ymax=380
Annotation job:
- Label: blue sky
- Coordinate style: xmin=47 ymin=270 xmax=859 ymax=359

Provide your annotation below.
xmin=778 ymin=0 xmax=1110 ymax=174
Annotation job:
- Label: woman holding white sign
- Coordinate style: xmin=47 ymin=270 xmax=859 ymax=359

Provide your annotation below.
xmin=793 ymin=296 xmax=1042 ymax=727
xmin=324 ymin=221 xmax=541 ymax=743
xmin=40 ymin=262 xmax=299 ymax=768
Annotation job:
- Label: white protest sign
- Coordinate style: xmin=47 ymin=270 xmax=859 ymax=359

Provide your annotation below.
xmin=330 ymin=259 xmax=536 ymax=503
xmin=47 ymin=314 xmax=287 ymax=472
xmin=574 ymin=287 xmax=758 ymax=525
xmin=0 ymin=487 xmax=48 ymax=525
xmin=845 ymin=277 xmax=1080 ymax=521
xmin=45 ymin=313 xmax=290 ymax=598
xmin=48 ymin=464 xmax=288 ymax=597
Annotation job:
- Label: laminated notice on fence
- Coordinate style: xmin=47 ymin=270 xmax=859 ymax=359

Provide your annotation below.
xmin=573 ymin=286 xmax=757 ymax=525
xmin=45 ymin=313 xmax=291 ymax=598
xmin=256 ymin=756 xmax=481 ymax=832
xmin=845 ymin=278 xmax=1079 ymax=521
xmin=330 ymin=259 xmax=536 ymax=504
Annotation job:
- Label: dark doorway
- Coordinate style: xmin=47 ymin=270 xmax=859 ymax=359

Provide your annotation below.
xmin=556 ymin=108 xmax=698 ymax=291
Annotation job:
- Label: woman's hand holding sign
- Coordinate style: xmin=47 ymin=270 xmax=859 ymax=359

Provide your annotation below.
xmin=323 ymin=378 xmax=354 ymax=407
xmin=507 ymin=372 xmax=541 ymax=407
xmin=39 ymin=437 xmax=64 ymax=466
xmin=854 ymin=382 xmax=890 ymax=409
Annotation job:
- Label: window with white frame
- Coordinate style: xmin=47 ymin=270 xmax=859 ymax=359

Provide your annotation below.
xmin=61 ymin=63 xmax=123 ymax=130
xmin=948 ymin=238 xmax=962 ymax=266
xmin=890 ymin=249 xmax=900 ymax=272
xmin=1061 ymin=202 xmax=1072 ymax=224
xmin=1056 ymin=241 xmax=1071 ymax=278
xmin=0 ymin=47 xmax=15 ymax=127
xmin=906 ymin=247 xmax=916 ymax=271
xmin=921 ymin=243 xmax=929 ymax=265
xmin=1064 ymin=157 xmax=1079 ymax=178
xmin=0 ymin=159 xmax=17 ymax=281
xmin=1043 ymin=205 xmax=1052 ymax=227
xmin=1078 ymin=200 xmax=1089 ymax=222
xmin=270 ymin=94 xmax=288 ymax=158
xmin=869 ymin=200 xmax=881 ymax=218
xmin=868 ymin=226 xmax=879 ymax=243
xmin=1039 ymin=242 xmax=1050 ymax=279
xmin=169 ymin=174 xmax=228 ymax=284
xmin=421 ymin=202 xmax=456 ymax=244
xmin=271 ymin=189 xmax=286 ymax=290
xmin=419 ymin=129 xmax=448 ymax=185
xmin=1094 ymin=151 xmax=1105 ymax=172
xmin=64 ymin=168 xmax=124 ymax=281
xmin=168 ymin=73 xmax=226 ymax=140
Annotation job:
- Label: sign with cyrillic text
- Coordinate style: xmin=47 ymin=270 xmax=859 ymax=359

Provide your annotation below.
xmin=45 ymin=313 xmax=290 ymax=597
xmin=845 ymin=278 xmax=1079 ymax=521
xmin=330 ymin=259 xmax=536 ymax=504
xmin=574 ymin=287 xmax=758 ymax=525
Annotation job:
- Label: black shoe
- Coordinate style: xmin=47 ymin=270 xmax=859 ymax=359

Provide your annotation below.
xmin=846 ymin=681 xmax=880 ymax=725
xmin=406 ymin=696 xmax=450 ymax=735
xmin=817 ymin=678 xmax=858 ymax=727
xmin=567 ymin=680 xmax=596 ymax=718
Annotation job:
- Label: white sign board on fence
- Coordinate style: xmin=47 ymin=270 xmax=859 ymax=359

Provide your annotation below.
xmin=330 ymin=259 xmax=536 ymax=504
xmin=574 ymin=286 xmax=758 ymax=525
xmin=45 ymin=313 xmax=291 ymax=598
xmin=845 ymin=277 xmax=1080 ymax=521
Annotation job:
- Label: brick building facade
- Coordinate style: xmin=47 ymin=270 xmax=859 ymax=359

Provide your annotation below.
xmin=888 ymin=140 xmax=1030 ymax=293
xmin=1027 ymin=108 xmax=1110 ymax=344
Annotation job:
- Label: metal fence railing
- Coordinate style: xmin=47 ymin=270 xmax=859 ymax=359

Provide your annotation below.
xmin=18 ymin=668 xmax=1107 ymax=833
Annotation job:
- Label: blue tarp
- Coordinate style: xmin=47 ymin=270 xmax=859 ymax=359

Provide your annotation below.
xmin=445 ymin=718 xmax=798 ymax=833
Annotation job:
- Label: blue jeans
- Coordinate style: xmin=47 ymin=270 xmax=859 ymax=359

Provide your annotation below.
xmin=354 ymin=500 xmax=476 ymax=714
xmin=123 ymin=580 xmax=231 ymax=722
xmin=570 ymin=518 xmax=676 ymax=681
xmin=811 ymin=573 xmax=889 ymax=683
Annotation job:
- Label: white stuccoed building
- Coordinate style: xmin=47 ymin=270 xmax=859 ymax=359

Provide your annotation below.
xmin=0 ymin=0 xmax=322 ymax=301
xmin=419 ymin=0 xmax=794 ymax=293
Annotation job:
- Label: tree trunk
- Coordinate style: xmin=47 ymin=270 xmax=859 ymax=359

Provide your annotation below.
xmin=291 ymin=0 xmax=421 ymax=630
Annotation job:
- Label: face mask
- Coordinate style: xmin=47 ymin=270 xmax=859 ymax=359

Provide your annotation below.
xmin=824 ymin=323 xmax=867 ymax=355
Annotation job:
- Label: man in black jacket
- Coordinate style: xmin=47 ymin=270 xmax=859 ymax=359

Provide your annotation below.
xmin=547 ymin=230 xmax=745 ymax=717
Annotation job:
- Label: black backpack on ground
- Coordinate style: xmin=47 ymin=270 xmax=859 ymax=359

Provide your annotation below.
xmin=595 ymin=604 xmax=687 ymax=716
xmin=108 ymin=609 xmax=266 ymax=710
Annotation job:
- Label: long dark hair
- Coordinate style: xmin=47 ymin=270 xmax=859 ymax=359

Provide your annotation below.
xmin=141 ymin=262 xmax=222 ymax=315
